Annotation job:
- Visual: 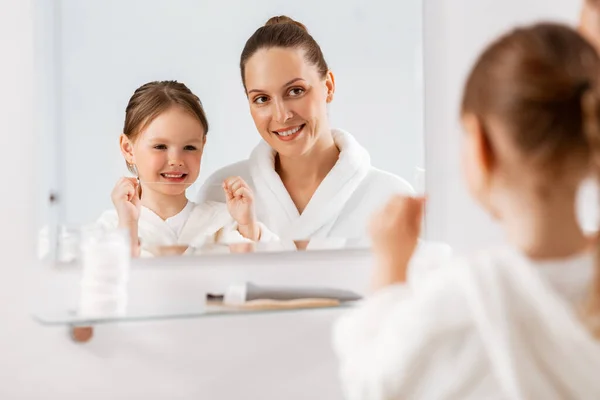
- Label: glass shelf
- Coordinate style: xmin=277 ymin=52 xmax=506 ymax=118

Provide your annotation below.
xmin=31 ymin=241 xmax=451 ymax=327
xmin=31 ymin=248 xmax=372 ymax=326
xmin=32 ymin=301 xmax=357 ymax=326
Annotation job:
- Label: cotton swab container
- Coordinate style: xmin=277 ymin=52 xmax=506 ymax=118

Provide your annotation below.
xmin=78 ymin=226 xmax=131 ymax=319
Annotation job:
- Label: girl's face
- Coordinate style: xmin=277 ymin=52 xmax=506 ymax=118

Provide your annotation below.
xmin=121 ymin=106 xmax=206 ymax=197
xmin=244 ymin=46 xmax=335 ymax=158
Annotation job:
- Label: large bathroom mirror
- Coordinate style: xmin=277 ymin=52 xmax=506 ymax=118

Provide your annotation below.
xmin=31 ymin=0 xmax=430 ymax=326
xmin=34 ymin=0 xmax=425 ymax=262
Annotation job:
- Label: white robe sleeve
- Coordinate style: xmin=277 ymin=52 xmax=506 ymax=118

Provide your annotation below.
xmin=256 ymin=222 xmax=279 ymax=242
xmin=215 ymin=221 xmax=279 ymax=244
xmin=195 ymin=161 xmax=251 ymax=204
xmin=332 ymin=274 xmax=488 ymax=400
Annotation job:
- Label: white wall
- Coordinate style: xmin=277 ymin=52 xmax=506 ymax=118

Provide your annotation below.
xmin=41 ymin=0 xmax=424 ymax=225
xmin=0 ymin=0 xmax=585 ymax=398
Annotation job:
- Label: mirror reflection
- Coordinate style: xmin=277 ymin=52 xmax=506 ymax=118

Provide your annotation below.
xmin=35 ymin=0 xmax=424 ymax=260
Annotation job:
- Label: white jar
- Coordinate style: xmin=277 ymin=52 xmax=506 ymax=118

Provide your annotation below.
xmin=78 ymin=226 xmax=130 ymax=319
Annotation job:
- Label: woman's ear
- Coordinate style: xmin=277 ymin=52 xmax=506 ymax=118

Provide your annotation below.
xmin=325 ymin=70 xmax=335 ymax=103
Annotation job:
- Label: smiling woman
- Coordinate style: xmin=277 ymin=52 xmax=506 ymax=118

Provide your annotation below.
xmin=196 ymin=15 xmax=415 ymax=250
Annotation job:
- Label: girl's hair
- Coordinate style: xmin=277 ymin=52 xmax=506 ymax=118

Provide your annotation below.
xmin=461 ymin=22 xmax=600 ymax=338
xmin=239 ymin=15 xmax=329 ymax=91
xmin=122 ymin=80 xmax=209 ymax=173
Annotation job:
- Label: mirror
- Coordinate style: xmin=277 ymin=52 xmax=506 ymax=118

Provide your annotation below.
xmin=34 ymin=0 xmax=425 ymax=262
xmin=31 ymin=0 xmax=431 ymax=328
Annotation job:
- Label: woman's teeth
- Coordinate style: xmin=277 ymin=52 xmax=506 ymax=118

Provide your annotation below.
xmin=161 ymin=173 xmax=185 ymax=178
xmin=277 ymin=125 xmax=303 ymax=136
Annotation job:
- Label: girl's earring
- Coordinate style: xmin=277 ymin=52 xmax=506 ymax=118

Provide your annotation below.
xmin=131 ymin=163 xmax=142 ymax=199
xmin=130 ymin=163 xmax=139 ymax=177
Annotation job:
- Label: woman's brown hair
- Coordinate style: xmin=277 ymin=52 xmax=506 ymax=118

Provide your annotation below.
xmin=239 ymin=15 xmax=329 ymax=91
xmin=461 ymin=22 xmax=600 ymax=337
xmin=122 ymin=80 xmax=209 ymax=173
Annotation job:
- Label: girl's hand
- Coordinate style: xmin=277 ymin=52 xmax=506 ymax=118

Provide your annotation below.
xmin=223 ymin=176 xmax=260 ymax=240
xmin=369 ymin=195 xmax=426 ymax=290
xmin=111 ymin=177 xmax=142 ymax=224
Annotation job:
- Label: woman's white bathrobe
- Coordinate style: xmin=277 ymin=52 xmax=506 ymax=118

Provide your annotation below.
xmin=332 ymin=246 xmax=600 ymax=399
xmin=96 ymin=201 xmax=277 ymax=257
xmin=195 ymin=129 xmax=414 ymax=249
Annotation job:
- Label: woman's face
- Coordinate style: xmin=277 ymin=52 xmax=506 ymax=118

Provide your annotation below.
xmin=244 ymin=46 xmax=335 ymax=158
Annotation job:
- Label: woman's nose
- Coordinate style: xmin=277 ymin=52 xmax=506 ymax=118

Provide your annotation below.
xmin=273 ymin=100 xmax=293 ymax=124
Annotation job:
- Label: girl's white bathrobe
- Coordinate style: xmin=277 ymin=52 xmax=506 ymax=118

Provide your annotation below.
xmin=332 ymin=246 xmax=600 ymax=399
xmin=96 ymin=200 xmax=277 ymax=257
xmin=195 ymin=129 xmax=414 ymax=250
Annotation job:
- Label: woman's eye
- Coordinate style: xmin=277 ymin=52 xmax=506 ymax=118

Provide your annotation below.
xmin=289 ymin=88 xmax=304 ymax=96
xmin=254 ymin=96 xmax=268 ymax=104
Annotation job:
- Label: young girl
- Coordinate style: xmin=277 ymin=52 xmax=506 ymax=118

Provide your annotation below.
xmin=97 ymin=80 xmax=275 ymax=257
xmin=333 ymin=23 xmax=600 ymax=398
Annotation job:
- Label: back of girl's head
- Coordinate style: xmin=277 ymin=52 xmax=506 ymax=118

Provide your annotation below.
xmin=239 ymin=15 xmax=329 ymax=90
xmin=123 ymin=80 xmax=209 ymax=142
xmin=462 ymin=23 xmax=600 ymax=174
xmin=462 ymin=22 xmax=600 ymax=337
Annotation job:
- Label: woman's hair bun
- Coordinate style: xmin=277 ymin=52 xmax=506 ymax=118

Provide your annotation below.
xmin=264 ymin=15 xmax=308 ymax=32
